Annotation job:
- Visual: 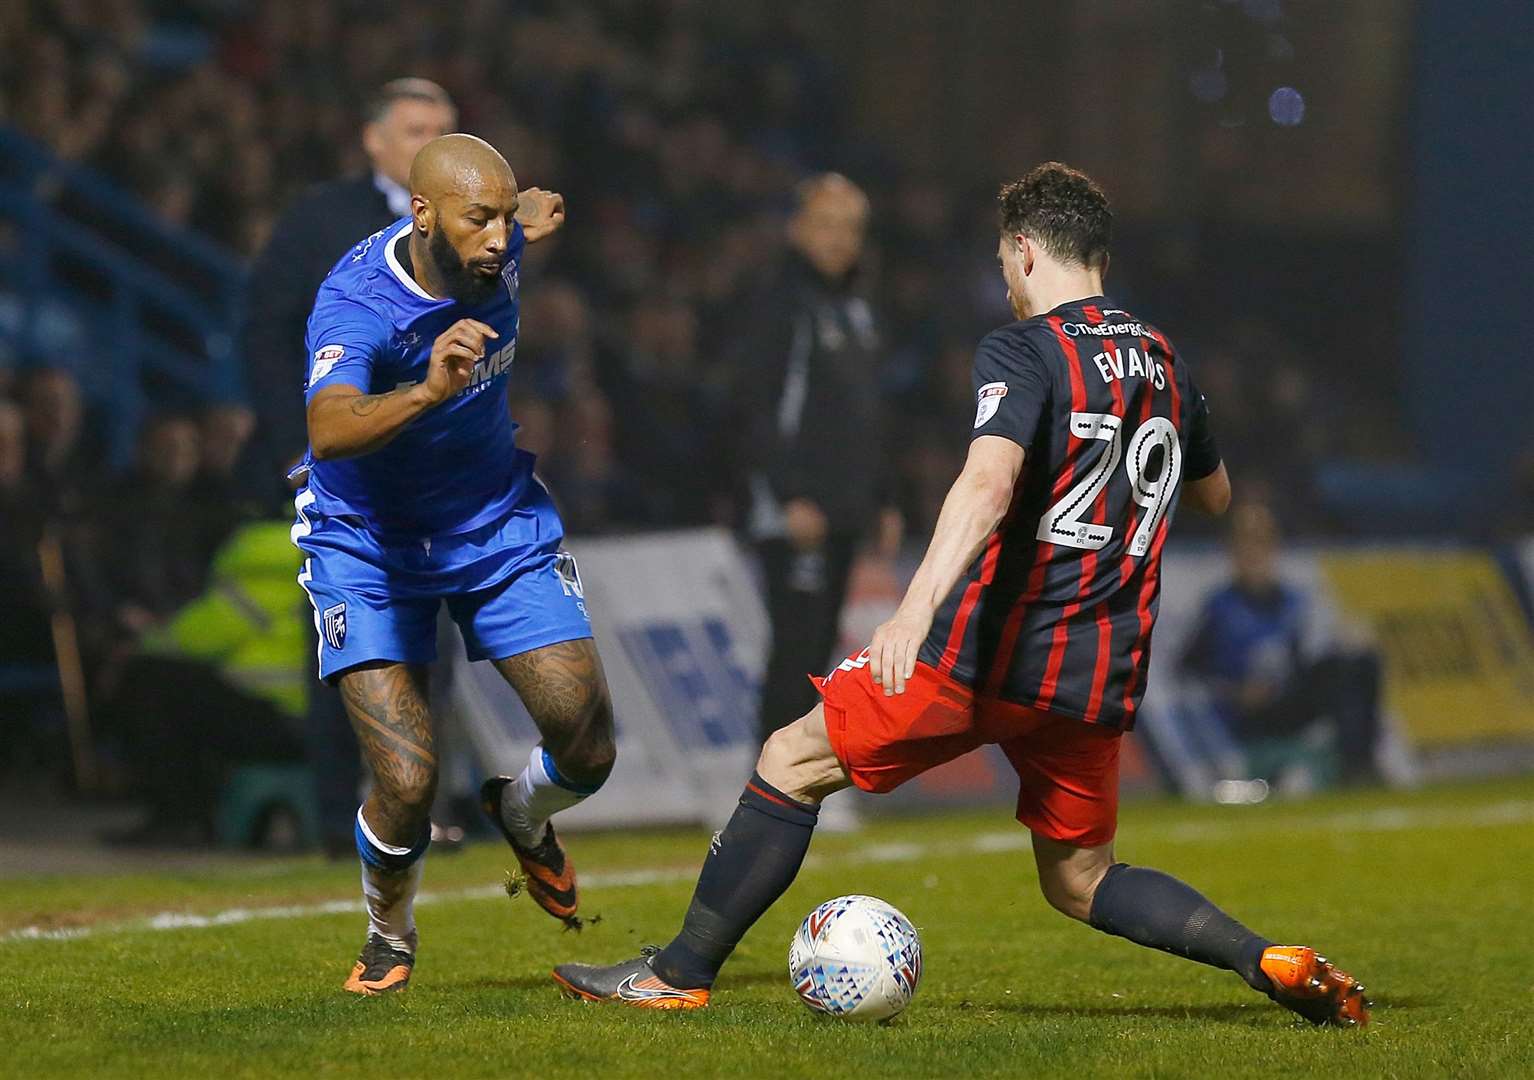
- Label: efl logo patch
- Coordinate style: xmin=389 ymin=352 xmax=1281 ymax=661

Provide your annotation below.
xmin=974 ymin=381 xmax=1008 ymax=428
xmin=322 ymin=602 xmax=347 ymax=650
xmin=310 ymin=345 xmax=345 ymax=386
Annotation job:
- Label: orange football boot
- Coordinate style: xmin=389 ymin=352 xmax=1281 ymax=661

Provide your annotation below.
xmin=1260 ymin=945 xmax=1372 ymax=1027
xmin=342 ymin=932 xmax=415 ymax=996
xmin=481 ymin=777 xmax=580 ymax=927
xmin=552 ymin=949 xmax=711 ymax=1009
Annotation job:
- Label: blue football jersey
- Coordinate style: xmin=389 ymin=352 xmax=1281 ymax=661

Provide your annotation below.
xmin=299 ymin=217 xmax=528 ymax=538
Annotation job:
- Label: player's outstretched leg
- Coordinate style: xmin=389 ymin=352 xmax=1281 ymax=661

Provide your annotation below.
xmin=1034 ymin=835 xmax=1370 ymax=1026
xmin=338 ymin=662 xmax=437 ymax=994
xmin=552 ymin=706 xmax=848 ymax=1007
xmin=484 ymin=640 xmax=616 ymax=927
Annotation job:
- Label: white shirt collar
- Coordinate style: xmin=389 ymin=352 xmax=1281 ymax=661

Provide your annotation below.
xmin=382 ymin=220 xmax=438 ymax=301
xmin=373 ymin=171 xmax=412 ymax=218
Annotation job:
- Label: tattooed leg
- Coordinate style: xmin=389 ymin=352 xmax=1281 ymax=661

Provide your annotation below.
xmin=487 ymin=640 xmax=616 ymax=845
xmin=495 ymin=639 xmax=616 ymax=787
xmin=337 ymin=661 xmax=436 ymax=954
xmin=338 ymin=661 xmax=437 ymax=845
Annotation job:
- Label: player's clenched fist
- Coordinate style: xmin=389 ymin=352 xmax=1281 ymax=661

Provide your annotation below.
xmin=422 ymin=319 xmax=498 ymax=405
xmin=516 ymin=188 xmax=566 ymax=243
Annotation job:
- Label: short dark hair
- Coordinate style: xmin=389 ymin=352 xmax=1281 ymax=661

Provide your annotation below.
xmin=364 ymin=78 xmax=457 ymax=126
xmin=997 ymin=162 xmax=1112 ymax=270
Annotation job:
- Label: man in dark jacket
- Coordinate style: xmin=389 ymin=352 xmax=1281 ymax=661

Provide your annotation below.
xmin=241 ymin=78 xmax=456 ymax=480
xmin=739 ymin=174 xmax=901 ymax=743
xmin=240 ymin=78 xmax=455 ymax=855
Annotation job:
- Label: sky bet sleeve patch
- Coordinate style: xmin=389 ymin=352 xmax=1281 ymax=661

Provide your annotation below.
xmin=974 ymin=381 xmax=1009 ymax=428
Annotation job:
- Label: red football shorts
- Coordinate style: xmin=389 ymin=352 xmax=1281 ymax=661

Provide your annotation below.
xmin=813 ymin=650 xmax=1121 ymax=847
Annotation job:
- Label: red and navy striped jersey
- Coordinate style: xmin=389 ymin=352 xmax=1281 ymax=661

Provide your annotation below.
xmin=916 ymin=297 xmax=1220 ymax=730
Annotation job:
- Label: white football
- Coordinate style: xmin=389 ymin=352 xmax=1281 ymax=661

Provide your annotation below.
xmin=788 ymin=894 xmax=922 ymax=1022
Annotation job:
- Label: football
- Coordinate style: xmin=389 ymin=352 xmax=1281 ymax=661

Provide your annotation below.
xmin=788 ymin=895 xmax=923 ymax=1022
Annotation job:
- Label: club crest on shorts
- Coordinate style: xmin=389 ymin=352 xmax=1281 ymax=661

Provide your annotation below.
xmin=322 ymin=602 xmax=347 ymax=650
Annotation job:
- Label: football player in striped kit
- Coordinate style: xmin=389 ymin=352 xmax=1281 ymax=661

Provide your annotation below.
xmin=553 ymin=163 xmax=1370 ymax=1027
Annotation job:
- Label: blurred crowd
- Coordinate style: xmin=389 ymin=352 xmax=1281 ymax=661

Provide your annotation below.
xmin=0 ymin=0 xmax=1392 ymax=530
xmin=0 ymin=0 xmax=1437 ymax=789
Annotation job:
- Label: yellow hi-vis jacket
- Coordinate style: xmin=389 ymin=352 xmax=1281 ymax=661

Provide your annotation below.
xmin=140 ymin=521 xmax=308 ymax=718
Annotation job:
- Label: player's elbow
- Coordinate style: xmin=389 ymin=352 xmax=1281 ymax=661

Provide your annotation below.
xmin=307 ymin=428 xmax=341 ymax=461
xmin=1185 ymin=465 xmax=1231 ymax=516
xmin=305 ymin=402 xmax=349 ymax=461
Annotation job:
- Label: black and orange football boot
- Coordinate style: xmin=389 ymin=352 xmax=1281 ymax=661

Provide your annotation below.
xmin=480 ymin=777 xmax=580 ymax=927
xmin=1260 ymin=945 xmax=1372 ymax=1027
xmin=342 ymin=932 xmax=415 ymax=996
xmin=552 ymin=948 xmax=710 ymax=1010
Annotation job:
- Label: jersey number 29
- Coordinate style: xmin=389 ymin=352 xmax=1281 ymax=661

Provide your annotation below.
xmin=1036 ymin=412 xmax=1183 ymax=557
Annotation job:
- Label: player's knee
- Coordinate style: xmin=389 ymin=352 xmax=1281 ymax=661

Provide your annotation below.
xmin=568 ymin=726 xmax=616 ymax=788
xmin=546 ymin=687 xmax=616 ymax=788
xmin=1039 ymin=875 xmax=1094 ymax=921
xmin=1037 ymin=861 xmax=1109 ymax=922
xmin=758 ymin=712 xmax=842 ymax=803
xmin=380 ymin=765 xmax=438 ymax=818
xmin=757 ymin=724 xmax=796 ymax=781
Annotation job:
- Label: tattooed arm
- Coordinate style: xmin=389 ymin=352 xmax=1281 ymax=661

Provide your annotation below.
xmin=306 ymin=318 xmax=499 ymax=460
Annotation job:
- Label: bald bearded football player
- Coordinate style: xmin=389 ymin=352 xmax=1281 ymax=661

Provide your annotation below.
xmin=293 ymin=134 xmax=615 ymax=994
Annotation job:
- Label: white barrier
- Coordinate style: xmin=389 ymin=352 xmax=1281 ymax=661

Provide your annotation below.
xmin=441 ymin=529 xmax=767 ymax=829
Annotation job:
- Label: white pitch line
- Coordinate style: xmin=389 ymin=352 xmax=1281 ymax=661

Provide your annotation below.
xmin=5 ymin=798 xmax=1529 ymax=945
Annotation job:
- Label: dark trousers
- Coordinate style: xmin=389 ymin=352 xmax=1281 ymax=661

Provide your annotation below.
xmin=755 ymin=534 xmax=859 ymax=742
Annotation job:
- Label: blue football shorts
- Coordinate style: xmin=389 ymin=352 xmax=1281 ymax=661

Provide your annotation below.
xmin=291 ymin=477 xmax=591 ymax=681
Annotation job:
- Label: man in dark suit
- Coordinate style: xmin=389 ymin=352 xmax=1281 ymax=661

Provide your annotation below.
xmin=240 ymin=78 xmax=455 ymax=856
xmin=242 ymin=78 xmax=457 ymax=481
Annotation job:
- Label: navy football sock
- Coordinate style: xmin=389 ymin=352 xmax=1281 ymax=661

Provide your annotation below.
xmin=1088 ymin=863 xmax=1274 ymax=992
xmin=651 ymin=772 xmax=819 ymax=990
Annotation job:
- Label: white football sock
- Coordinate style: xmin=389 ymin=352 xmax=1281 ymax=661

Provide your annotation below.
xmin=356 ymin=807 xmax=425 ymax=953
xmin=497 ymin=744 xmax=596 ymax=846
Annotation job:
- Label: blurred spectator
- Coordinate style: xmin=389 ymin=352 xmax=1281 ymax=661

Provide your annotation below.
xmin=240 ymin=77 xmax=457 ymax=483
xmin=733 ymin=173 xmax=901 ymax=742
xmin=192 ymin=402 xmax=264 ymax=559
xmin=20 ymin=368 xmax=90 ymax=517
xmin=87 ymin=413 xmax=207 ymax=643
xmin=602 ymin=297 xmax=721 ymax=525
xmin=98 ymin=521 xmax=308 ymax=847
xmin=543 ymin=390 xmax=647 ymax=533
xmin=1179 ymin=504 xmax=1384 ymax=788
xmin=1 ymin=398 xmax=64 ymax=776
xmin=0 ymin=399 xmax=52 ymax=669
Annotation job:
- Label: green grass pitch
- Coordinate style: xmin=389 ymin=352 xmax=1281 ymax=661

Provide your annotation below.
xmin=4 ymin=778 xmax=1532 ymax=1079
